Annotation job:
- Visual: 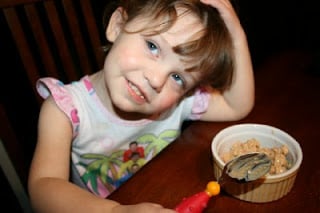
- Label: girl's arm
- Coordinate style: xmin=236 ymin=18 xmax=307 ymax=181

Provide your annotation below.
xmin=28 ymin=98 xmax=175 ymax=213
xmin=199 ymin=0 xmax=255 ymax=122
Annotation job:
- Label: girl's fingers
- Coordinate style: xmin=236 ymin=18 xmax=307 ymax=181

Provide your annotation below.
xmin=200 ymin=0 xmax=243 ymax=41
xmin=200 ymin=0 xmax=232 ymax=8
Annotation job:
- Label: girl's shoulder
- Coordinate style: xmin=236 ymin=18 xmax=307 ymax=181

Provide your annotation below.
xmin=36 ymin=76 xmax=93 ymax=137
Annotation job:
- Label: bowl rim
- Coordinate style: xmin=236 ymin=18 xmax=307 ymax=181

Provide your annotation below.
xmin=211 ymin=123 xmax=303 ymax=179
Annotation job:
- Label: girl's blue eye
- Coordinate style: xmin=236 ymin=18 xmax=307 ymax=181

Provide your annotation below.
xmin=171 ymin=74 xmax=185 ymax=87
xmin=146 ymin=41 xmax=159 ymax=56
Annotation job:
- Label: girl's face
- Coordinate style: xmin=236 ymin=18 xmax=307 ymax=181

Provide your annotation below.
xmin=103 ymin=8 xmax=204 ymax=120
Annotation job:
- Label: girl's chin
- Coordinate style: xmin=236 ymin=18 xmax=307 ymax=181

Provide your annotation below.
xmin=112 ymin=104 xmax=151 ymax=120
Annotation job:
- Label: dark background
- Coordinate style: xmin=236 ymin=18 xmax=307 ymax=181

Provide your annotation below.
xmin=1 ymin=0 xmax=319 ymax=212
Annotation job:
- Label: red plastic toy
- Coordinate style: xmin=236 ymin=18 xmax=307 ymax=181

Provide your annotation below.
xmin=174 ymin=181 xmax=220 ymax=213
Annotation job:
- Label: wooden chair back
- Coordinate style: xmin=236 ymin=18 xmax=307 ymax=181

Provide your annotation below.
xmin=0 ymin=1 xmax=106 ymax=210
xmin=0 ymin=0 xmax=105 ymax=103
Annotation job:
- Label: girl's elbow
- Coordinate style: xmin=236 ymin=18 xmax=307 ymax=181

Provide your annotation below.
xmin=236 ymin=99 xmax=255 ymax=120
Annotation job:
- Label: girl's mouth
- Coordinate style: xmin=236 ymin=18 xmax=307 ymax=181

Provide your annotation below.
xmin=127 ymin=81 xmax=147 ymax=104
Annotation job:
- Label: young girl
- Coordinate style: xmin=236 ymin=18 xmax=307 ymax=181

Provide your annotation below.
xmin=28 ymin=0 xmax=254 ymax=212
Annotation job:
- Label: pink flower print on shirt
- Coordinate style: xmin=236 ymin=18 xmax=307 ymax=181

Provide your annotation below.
xmin=71 ymin=109 xmax=79 ymax=123
xmin=83 ymin=78 xmax=94 ymax=95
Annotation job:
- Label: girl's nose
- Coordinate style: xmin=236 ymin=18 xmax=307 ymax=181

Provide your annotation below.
xmin=144 ymin=69 xmax=167 ymax=93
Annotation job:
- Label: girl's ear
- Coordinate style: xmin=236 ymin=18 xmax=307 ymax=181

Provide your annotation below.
xmin=106 ymin=7 xmax=126 ymax=42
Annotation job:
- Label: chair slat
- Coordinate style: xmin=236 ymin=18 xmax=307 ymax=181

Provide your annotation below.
xmin=62 ymin=0 xmax=92 ymax=76
xmin=3 ymin=7 xmax=41 ymax=103
xmin=25 ymin=4 xmax=60 ymax=79
xmin=0 ymin=0 xmax=42 ymax=8
xmin=44 ymin=0 xmax=79 ymax=81
xmin=80 ymin=0 xmax=104 ymax=70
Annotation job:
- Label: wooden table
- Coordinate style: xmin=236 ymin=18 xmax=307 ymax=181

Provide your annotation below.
xmin=109 ymin=51 xmax=320 ymax=212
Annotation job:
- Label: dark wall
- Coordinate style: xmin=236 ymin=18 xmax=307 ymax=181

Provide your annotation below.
xmin=236 ymin=0 xmax=319 ymax=66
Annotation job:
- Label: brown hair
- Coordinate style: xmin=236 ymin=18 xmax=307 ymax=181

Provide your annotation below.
xmin=103 ymin=0 xmax=234 ymax=92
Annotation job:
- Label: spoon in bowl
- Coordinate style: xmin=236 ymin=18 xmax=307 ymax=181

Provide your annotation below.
xmin=219 ymin=152 xmax=272 ymax=186
xmin=174 ymin=152 xmax=272 ymax=213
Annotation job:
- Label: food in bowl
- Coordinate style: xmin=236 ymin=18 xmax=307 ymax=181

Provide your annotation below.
xmin=220 ymin=138 xmax=292 ymax=175
xmin=211 ymin=123 xmax=303 ymax=203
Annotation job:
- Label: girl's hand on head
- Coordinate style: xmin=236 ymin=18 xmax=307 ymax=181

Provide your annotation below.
xmin=111 ymin=203 xmax=177 ymax=213
xmin=200 ymin=0 xmax=244 ymax=42
xmin=198 ymin=0 xmax=254 ymax=121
